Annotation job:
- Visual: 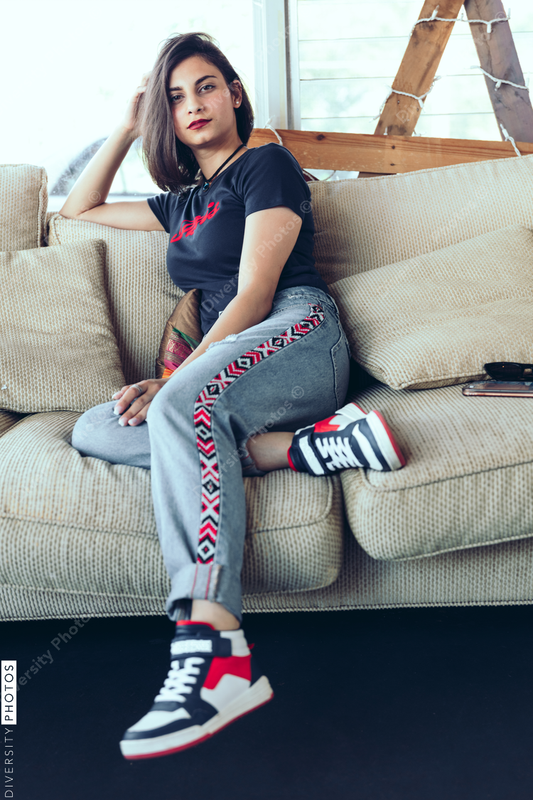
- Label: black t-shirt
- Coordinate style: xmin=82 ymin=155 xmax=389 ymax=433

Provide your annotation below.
xmin=147 ymin=143 xmax=328 ymax=334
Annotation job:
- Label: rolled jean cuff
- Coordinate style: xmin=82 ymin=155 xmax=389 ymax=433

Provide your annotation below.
xmin=166 ymin=563 xmax=243 ymax=624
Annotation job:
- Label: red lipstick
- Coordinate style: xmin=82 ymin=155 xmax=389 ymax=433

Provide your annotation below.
xmin=188 ymin=119 xmax=211 ymax=130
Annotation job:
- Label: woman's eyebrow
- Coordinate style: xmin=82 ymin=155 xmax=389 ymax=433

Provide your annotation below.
xmin=168 ymin=75 xmax=217 ymax=93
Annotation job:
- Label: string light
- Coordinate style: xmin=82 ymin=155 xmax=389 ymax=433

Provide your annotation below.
xmin=500 ymin=122 xmax=522 ymax=156
xmin=373 ymin=6 xmax=528 ymax=141
xmin=373 ymin=68 xmax=531 ymax=132
xmin=471 ymin=65 xmax=529 ymax=91
xmin=410 ymin=5 xmax=511 ymax=36
xmin=373 ymin=77 xmax=441 ymax=120
xmin=264 ymin=117 xmax=284 ymax=145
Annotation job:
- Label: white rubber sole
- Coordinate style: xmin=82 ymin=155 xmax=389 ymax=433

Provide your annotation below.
xmin=365 ymin=410 xmax=406 ymax=470
xmin=120 ymin=676 xmax=274 ymax=760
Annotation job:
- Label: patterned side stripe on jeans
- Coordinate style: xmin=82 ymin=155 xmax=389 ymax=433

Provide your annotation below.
xmin=193 ymin=303 xmax=325 ymax=564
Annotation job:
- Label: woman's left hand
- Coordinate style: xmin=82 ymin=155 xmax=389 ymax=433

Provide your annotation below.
xmin=112 ymin=378 xmax=168 ymax=426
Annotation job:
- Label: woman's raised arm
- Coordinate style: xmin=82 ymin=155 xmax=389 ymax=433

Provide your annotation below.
xmin=58 ymin=75 xmax=164 ymax=232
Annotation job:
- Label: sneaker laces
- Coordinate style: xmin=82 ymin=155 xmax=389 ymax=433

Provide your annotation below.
xmin=315 ymin=431 xmax=364 ymax=470
xmin=154 ymin=657 xmax=205 ymax=703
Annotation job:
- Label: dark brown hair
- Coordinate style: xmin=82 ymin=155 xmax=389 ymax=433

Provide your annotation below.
xmin=138 ymin=32 xmax=254 ymax=194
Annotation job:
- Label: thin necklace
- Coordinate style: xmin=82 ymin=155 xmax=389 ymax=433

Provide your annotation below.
xmin=201 ymin=144 xmax=245 ymax=192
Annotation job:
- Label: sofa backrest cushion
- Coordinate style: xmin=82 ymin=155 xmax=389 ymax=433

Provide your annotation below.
xmin=309 ymin=153 xmax=533 ymax=285
xmin=329 ymin=225 xmax=533 ymax=390
xmin=0 ymin=240 xmax=125 ymax=413
xmin=46 ymin=153 xmax=533 ymax=382
xmin=1 ymin=165 xmax=48 ymax=251
xmin=47 ymin=214 xmax=181 ymax=384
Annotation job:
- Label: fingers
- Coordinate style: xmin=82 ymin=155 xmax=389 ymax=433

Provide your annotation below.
xmin=112 ymin=385 xmax=129 ymax=400
xmin=118 ymin=397 xmax=151 ymax=427
xmin=136 ymin=72 xmax=152 ymax=92
xmin=113 ymin=383 xmax=147 ymax=425
xmin=112 ymin=382 xmax=140 ymax=402
xmin=112 ymin=379 xmax=166 ymax=427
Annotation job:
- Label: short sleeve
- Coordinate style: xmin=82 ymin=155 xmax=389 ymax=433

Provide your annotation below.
xmin=239 ymin=144 xmax=311 ymax=220
xmin=147 ymin=193 xmax=176 ymax=233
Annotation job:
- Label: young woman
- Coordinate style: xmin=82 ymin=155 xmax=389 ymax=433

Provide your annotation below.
xmin=63 ymin=32 xmax=405 ymax=760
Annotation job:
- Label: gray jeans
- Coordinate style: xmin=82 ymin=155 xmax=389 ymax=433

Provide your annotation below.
xmin=71 ymin=286 xmax=350 ymax=623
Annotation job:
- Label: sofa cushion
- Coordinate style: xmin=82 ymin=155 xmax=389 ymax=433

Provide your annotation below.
xmin=47 ymin=213 xmax=182 ymax=385
xmin=0 ymin=241 xmax=125 ymax=413
xmin=340 ymin=382 xmax=533 ymax=561
xmin=309 ymin=152 xmax=533 ymax=285
xmin=0 ymin=165 xmax=48 ymax=251
xmin=329 ymin=225 xmax=533 ymax=390
xmin=0 ymin=412 xmax=344 ymax=598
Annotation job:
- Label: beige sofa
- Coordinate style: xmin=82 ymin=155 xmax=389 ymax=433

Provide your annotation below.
xmin=1 ymin=152 xmax=533 ymax=622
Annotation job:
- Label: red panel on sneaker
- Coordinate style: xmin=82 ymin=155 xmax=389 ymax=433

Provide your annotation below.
xmin=203 ymin=655 xmax=252 ymax=690
xmin=313 ymin=415 xmax=342 ymax=433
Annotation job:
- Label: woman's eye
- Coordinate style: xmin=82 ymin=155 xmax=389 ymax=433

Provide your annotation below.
xmin=169 ymin=86 xmax=213 ymax=103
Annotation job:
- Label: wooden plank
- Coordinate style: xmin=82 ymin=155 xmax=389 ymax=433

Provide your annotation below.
xmin=248 ymin=127 xmax=533 ymax=173
xmin=465 ymin=0 xmax=533 ymax=143
xmin=359 ymin=0 xmax=464 ymax=178
xmin=373 ymin=0 xmax=464 ymax=137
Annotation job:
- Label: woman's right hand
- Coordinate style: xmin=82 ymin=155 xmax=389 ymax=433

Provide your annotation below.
xmin=121 ymin=72 xmax=152 ymax=136
xmin=112 ymin=377 xmax=167 ymax=427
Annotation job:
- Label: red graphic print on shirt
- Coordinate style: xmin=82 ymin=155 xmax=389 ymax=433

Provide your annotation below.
xmin=171 ymin=202 xmax=220 ymax=242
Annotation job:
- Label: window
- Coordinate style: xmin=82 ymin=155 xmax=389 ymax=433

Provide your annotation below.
xmin=2 ymin=0 xmax=254 ymax=209
xmin=295 ymin=0 xmax=533 ymax=141
xmin=5 ymin=1 xmax=531 ymax=201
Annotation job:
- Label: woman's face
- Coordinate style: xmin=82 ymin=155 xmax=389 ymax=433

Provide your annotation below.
xmin=168 ymin=55 xmax=241 ymax=150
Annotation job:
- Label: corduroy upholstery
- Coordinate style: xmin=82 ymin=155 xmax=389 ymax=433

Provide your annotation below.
xmin=328 ymin=225 xmax=533 ymax=390
xmin=3 ymin=152 xmax=533 ymax=621
xmin=242 ymin=533 xmax=533 ymax=613
xmin=339 ymin=382 xmax=533 ymax=560
xmin=0 ymin=412 xmax=344 ymax=617
xmin=0 ymin=164 xmax=48 ymax=251
xmin=3 ymin=526 xmax=533 ymax=621
xmin=310 ymin=153 xmax=533 ymax=283
xmin=0 ymin=241 xmax=125 ymax=413
xmin=47 ymin=214 xmax=180 ymax=385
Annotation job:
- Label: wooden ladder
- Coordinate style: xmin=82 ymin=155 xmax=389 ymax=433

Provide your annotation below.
xmin=249 ymin=0 xmax=533 ymax=176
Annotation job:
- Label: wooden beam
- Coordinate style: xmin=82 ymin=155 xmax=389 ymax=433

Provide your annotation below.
xmin=373 ymin=0 xmax=464 ymax=137
xmin=359 ymin=0 xmax=464 ymax=177
xmin=248 ymin=127 xmax=533 ymax=173
xmin=465 ymin=0 xmax=533 ymax=143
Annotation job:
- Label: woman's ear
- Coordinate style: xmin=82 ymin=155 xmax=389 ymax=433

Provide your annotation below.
xmin=230 ymin=79 xmax=243 ymax=107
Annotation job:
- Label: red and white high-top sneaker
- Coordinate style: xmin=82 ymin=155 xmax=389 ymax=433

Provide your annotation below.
xmin=287 ymin=402 xmax=406 ymax=475
xmin=120 ymin=622 xmax=273 ymax=759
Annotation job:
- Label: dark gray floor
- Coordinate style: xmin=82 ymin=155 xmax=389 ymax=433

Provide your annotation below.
xmin=2 ymin=605 xmax=533 ymax=800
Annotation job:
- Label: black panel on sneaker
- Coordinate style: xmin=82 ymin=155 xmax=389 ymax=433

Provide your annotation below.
xmin=123 ymin=658 xmax=219 ymax=740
